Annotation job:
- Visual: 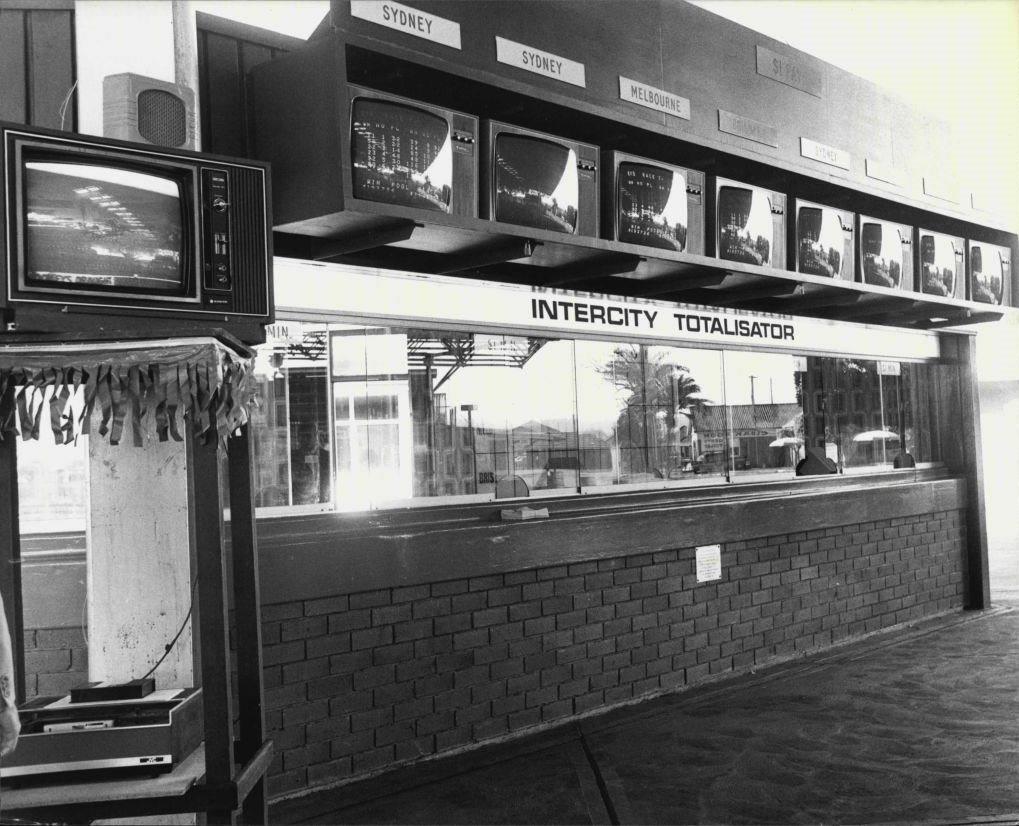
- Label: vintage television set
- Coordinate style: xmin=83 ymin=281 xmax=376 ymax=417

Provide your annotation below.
xmin=1 ymin=122 xmax=272 ymax=344
xmin=792 ymin=198 xmax=854 ymax=280
xmin=857 ymin=215 xmax=913 ymax=291
xmin=710 ymin=177 xmax=786 ymax=268
xmin=482 ymin=121 xmax=599 ymax=238
xmin=917 ymin=228 xmax=965 ymax=299
xmin=967 ymin=240 xmax=1012 ymax=306
xmin=603 ymin=151 xmax=704 ymax=254
xmin=348 ymin=85 xmax=478 ymax=219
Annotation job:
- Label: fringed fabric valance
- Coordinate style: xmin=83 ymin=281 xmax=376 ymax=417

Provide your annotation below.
xmin=0 ymin=337 xmax=257 ymax=446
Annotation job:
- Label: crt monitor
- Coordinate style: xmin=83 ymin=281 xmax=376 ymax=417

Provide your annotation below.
xmin=793 ymin=199 xmax=854 ymax=280
xmin=605 ymin=151 xmax=704 ymax=254
xmin=348 ymin=85 xmax=478 ymax=219
xmin=2 ymin=121 xmax=272 ymax=343
xmin=483 ymin=121 xmax=599 ymax=238
xmin=713 ymin=177 xmax=786 ymax=268
xmin=968 ymin=240 xmax=1012 ymax=306
xmin=857 ymin=215 xmax=912 ymax=291
xmin=917 ymin=229 xmax=964 ymax=299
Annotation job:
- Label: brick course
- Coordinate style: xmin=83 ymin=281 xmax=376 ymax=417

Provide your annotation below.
xmin=260 ymin=509 xmax=967 ymax=798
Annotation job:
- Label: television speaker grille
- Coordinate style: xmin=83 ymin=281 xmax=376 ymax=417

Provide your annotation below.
xmin=138 ymin=89 xmax=188 ymax=148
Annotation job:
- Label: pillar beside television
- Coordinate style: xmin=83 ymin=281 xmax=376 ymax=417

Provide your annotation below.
xmin=0 ymin=121 xmax=273 ymax=346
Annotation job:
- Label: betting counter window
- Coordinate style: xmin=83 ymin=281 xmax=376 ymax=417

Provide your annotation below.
xmin=251 ymin=321 xmax=950 ymax=514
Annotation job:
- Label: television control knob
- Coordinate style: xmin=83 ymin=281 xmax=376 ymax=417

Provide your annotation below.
xmin=216 ymin=263 xmax=228 ymax=273
xmin=212 ymin=196 xmax=229 ymax=213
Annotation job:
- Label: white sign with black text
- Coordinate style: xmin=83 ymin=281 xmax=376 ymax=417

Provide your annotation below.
xmin=696 ymin=545 xmax=722 ymax=583
xmin=274 ymin=262 xmax=941 ymax=362
xmin=349 ymin=1 xmax=462 ymax=50
xmin=495 ymin=37 xmax=586 ymax=87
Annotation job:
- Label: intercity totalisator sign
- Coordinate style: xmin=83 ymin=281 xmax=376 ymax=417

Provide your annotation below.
xmin=275 ymin=261 xmax=941 ymax=362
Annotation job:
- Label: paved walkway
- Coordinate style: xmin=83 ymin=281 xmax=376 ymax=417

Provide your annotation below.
xmin=273 ymin=604 xmax=1019 ymax=825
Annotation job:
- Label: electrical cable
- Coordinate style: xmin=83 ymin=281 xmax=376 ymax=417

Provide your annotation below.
xmin=138 ymin=575 xmax=199 ymax=682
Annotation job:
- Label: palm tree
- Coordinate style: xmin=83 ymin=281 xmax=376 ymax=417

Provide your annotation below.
xmin=597 ymin=344 xmax=710 ymax=475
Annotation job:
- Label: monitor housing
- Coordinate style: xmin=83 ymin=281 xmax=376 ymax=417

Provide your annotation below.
xmin=603 ymin=151 xmax=704 ymax=255
xmin=710 ymin=177 xmax=786 ymax=269
xmin=482 ymin=121 xmax=599 ymax=238
xmin=967 ymin=239 xmax=1012 ymax=306
xmin=792 ymin=198 xmax=854 ymax=281
xmin=1 ymin=122 xmax=272 ymax=343
xmin=856 ymin=215 xmax=913 ymax=291
xmin=917 ymin=228 xmax=965 ymax=300
xmin=348 ymin=84 xmax=478 ymax=220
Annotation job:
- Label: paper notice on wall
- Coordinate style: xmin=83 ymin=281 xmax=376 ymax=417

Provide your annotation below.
xmin=696 ymin=544 xmax=722 ymax=583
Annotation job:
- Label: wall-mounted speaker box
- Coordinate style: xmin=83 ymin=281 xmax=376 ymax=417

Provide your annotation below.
xmin=103 ymin=73 xmax=197 ymax=150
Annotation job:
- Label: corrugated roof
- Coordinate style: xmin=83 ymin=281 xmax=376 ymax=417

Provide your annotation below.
xmin=692 ymin=403 xmax=802 ymax=434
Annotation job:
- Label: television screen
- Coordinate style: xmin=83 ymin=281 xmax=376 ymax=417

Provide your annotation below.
xmin=351 ymin=98 xmax=453 ymax=213
xmin=22 ymin=161 xmax=185 ymax=294
xmin=797 ymin=205 xmax=845 ymax=277
xmin=860 ymin=220 xmax=904 ymax=288
xmin=494 ymin=134 xmax=578 ymax=233
xmin=919 ymin=232 xmax=959 ymax=297
xmin=969 ymin=242 xmax=1008 ymax=305
xmin=617 ymin=162 xmax=688 ymax=251
xmin=717 ymin=185 xmax=774 ymax=266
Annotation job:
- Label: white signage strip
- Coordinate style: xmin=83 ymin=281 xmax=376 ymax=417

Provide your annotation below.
xmin=618 ymin=76 xmax=690 ymax=120
xmin=800 ymin=137 xmax=851 ymax=171
xmin=350 ymin=1 xmax=461 ymax=50
xmin=696 ymin=545 xmax=722 ymax=583
xmin=495 ymin=37 xmax=586 ymax=87
xmin=274 ymin=261 xmax=941 ymax=362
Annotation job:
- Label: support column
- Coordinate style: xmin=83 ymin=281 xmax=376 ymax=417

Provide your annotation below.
xmin=85 ymin=436 xmax=195 ymax=687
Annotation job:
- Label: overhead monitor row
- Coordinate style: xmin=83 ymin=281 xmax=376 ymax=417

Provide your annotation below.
xmin=347 ymin=85 xmax=1012 ymax=307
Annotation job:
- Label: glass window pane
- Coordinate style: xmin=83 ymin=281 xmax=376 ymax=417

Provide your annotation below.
xmin=575 ymin=341 xmax=725 ymax=488
xmin=721 ymin=351 xmax=806 ymax=482
xmin=405 ymin=330 xmax=577 ymax=500
xmin=830 ymin=359 xmax=899 ymax=473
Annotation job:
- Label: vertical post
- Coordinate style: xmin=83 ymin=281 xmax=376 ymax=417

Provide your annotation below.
xmin=938 ymin=333 xmax=991 ymax=609
xmin=191 ymin=419 xmax=236 ymax=824
xmin=0 ymin=416 xmax=25 ymax=703
xmin=228 ymin=424 xmax=267 ymax=825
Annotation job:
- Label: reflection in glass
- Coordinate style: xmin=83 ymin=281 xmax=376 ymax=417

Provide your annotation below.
xmin=718 ymin=351 xmax=805 ymax=480
xmin=576 ymin=342 xmax=724 ymax=486
xmin=24 ymin=161 xmax=184 ymax=292
xmin=969 ymin=242 xmax=1007 ymax=305
xmin=495 ymin=134 xmax=578 ymax=233
xmin=919 ymin=232 xmax=959 ymax=297
xmin=250 ymin=323 xmax=332 ymax=508
xmin=617 ymin=163 xmax=688 ymax=251
xmin=717 ymin=185 xmax=774 ymax=266
xmin=860 ymin=220 xmax=904 ymax=288
xmin=797 ymin=205 xmax=844 ymax=278
xmin=351 ymin=99 xmax=453 ymax=212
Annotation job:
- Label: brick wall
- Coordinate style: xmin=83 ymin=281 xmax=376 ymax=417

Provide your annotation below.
xmin=260 ymin=508 xmax=967 ymax=798
xmin=23 ymin=626 xmax=89 ymax=700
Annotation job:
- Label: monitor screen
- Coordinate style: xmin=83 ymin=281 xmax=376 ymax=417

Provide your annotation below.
xmin=919 ymin=232 xmax=958 ymax=296
xmin=23 ymin=161 xmax=185 ymax=294
xmin=494 ymin=134 xmax=578 ymax=233
xmin=617 ymin=162 xmax=688 ymax=251
xmin=351 ymin=98 xmax=453 ymax=213
xmin=797 ymin=206 xmax=843 ymax=277
xmin=860 ymin=220 xmax=904 ymax=288
xmin=970 ymin=243 xmax=1006 ymax=305
xmin=717 ymin=185 xmax=773 ymax=266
